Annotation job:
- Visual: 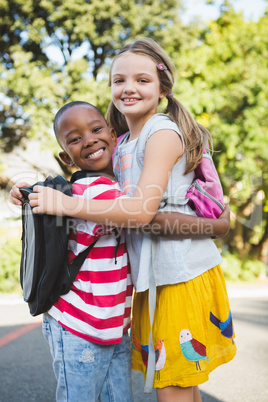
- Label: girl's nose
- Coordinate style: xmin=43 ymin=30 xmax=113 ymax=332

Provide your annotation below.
xmin=123 ymin=80 xmax=135 ymax=94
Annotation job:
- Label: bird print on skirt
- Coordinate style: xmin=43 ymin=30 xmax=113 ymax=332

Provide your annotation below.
xmin=210 ymin=310 xmax=234 ymax=342
xmin=155 ymin=339 xmax=166 ymax=380
xmin=179 ymin=329 xmax=209 ymax=371
xmin=131 ymin=326 xmax=166 ymax=379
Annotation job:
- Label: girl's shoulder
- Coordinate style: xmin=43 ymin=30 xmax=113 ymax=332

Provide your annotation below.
xmin=140 ymin=113 xmax=183 ymax=148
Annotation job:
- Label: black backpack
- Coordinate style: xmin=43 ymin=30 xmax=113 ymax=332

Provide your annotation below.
xmin=20 ymin=174 xmax=98 ymax=316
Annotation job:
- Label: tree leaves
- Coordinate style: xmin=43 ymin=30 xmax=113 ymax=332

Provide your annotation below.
xmin=1 ymin=0 xmax=267 ymax=262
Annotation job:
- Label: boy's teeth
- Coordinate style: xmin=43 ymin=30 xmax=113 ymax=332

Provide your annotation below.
xmin=89 ymin=149 xmax=103 ymax=158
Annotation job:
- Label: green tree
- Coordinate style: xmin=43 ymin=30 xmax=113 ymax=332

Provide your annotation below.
xmin=0 ymin=0 xmax=186 ymax=152
xmin=174 ymin=1 xmax=268 ymax=262
xmin=1 ymin=0 xmax=268 ymax=270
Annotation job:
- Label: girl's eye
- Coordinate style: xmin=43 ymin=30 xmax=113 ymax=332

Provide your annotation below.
xmin=114 ymin=79 xmax=123 ymax=84
xmin=139 ymin=79 xmax=148 ymax=83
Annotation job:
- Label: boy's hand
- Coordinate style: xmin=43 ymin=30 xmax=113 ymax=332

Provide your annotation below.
xmin=213 ymin=206 xmax=230 ymax=238
xmin=218 ymin=206 xmax=230 ymax=222
xmin=29 ymin=186 xmax=67 ymax=215
xmin=9 ymin=182 xmax=31 ymax=206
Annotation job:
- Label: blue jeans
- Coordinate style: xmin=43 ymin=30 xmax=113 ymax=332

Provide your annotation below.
xmin=42 ymin=314 xmax=134 ymax=402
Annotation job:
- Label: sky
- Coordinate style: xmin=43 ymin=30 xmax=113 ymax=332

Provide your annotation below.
xmin=45 ymin=0 xmax=267 ymax=64
xmin=183 ymin=0 xmax=267 ymax=22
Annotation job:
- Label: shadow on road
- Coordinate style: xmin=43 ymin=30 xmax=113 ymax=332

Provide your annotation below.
xmin=232 ymin=299 xmax=268 ymax=327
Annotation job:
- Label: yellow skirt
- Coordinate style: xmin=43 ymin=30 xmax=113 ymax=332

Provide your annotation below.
xmin=131 ymin=265 xmax=236 ymax=388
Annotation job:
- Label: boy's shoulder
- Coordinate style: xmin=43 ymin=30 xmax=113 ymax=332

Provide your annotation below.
xmin=70 ymin=171 xmax=122 ymax=199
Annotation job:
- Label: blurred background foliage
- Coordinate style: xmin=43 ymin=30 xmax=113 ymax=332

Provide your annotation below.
xmin=0 ymin=0 xmax=267 ymax=292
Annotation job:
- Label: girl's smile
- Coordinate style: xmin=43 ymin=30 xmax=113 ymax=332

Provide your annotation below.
xmin=111 ymin=52 xmax=166 ymax=135
xmin=121 ymin=97 xmax=142 ymax=105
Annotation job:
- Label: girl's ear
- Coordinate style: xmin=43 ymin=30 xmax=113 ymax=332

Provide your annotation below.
xmin=59 ymin=151 xmax=75 ymax=166
xmin=160 ymin=90 xmax=168 ymax=99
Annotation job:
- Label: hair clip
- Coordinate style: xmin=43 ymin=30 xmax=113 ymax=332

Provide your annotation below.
xmin=166 ymin=93 xmax=174 ymax=98
xmin=157 ymin=64 xmax=167 ymax=71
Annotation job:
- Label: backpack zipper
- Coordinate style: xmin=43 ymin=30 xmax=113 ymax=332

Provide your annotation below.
xmin=191 ymin=181 xmax=225 ymax=211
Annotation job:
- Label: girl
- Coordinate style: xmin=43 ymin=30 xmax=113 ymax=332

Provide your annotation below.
xmin=24 ymin=38 xmax=236 ymax=401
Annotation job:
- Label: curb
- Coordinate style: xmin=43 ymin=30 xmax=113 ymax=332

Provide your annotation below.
xmin=1 ymin=283 xmax=268 ymax=305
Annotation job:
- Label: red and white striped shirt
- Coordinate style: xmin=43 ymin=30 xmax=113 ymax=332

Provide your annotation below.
xmin=49 ymin=175 xmax=133 ymax=345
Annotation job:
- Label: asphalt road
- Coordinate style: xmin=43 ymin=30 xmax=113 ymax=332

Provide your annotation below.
xmin=0 ymin=283 xmax=268 ymax=402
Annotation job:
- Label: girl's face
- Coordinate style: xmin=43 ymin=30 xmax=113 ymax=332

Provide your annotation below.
xmin=111 ymin=52 xmax=166 ymax=125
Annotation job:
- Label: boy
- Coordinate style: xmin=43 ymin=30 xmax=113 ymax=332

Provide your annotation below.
xmin=38 ymin=101 xmax=133 ymax=401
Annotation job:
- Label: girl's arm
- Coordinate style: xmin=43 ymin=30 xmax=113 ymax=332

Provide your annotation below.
xmin=10 ymin=181 xmax=230 ymax=238
xmin=10 ymin=181 xmax=230 ymax=239
xmin=29 ymin=128 xmax=182 ymax=226
xmin=29 ymin=129 xmax=229 ymax=240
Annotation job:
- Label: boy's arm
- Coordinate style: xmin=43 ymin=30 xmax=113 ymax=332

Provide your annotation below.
xmin=140 ymin=207 xmax=230 ymax=239
xmin=10 ymin=182 xmax=230 ymax=239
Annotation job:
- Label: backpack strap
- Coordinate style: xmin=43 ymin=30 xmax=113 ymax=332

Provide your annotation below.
xmin=158 ymin=195 xmax=188 ymax=209
xmin=66 ymin=238 xmax=99 ymax=284
xmin=68 ymin=171 xmax=121 ymax=275
xmin=67 ymin=227 xmax=121 ymax=284
xmin=158 ymin=148 xmax=213 ymax=210
xmin=144 ymin=235 xmax=157 ymax=394
xmin=112 ymin=227 xmax=121 ymax=265
xmin=70 ymin=170 xmax=115 ymax=183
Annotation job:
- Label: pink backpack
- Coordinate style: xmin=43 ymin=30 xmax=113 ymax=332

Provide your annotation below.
xmin=113 ymin=127 xmax=225 ymax=220
xmin=186 ymin=148 xmax=225 ymax=219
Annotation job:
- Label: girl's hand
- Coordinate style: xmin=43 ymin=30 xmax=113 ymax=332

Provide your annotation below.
xmin=9 ymin=182 xmax=31 ymax=206
xmin=29 ymin=186 xmax=68 ymax=215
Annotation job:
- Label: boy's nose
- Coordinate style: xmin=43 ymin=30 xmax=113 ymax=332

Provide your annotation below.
xmin=84 ymin=135 xmax=98 ymax=148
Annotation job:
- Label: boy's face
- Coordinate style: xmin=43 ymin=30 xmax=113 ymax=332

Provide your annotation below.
xmin=57 ymin=105 xmax=117 ymax=176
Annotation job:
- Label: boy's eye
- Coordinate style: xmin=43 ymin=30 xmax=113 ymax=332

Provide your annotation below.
xmin=92 ymin=126 xmax=102 ymax=133
xmin=69 ymin=137 xmax=80 ymax=144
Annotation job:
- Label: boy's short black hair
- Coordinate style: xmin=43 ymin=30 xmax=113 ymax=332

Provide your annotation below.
xmin=54 ymin=101 xmax=106 ymax=144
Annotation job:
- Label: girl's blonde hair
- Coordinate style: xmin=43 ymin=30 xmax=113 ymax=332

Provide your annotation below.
xmin=107 ymin=38 xmax=212 ymax=174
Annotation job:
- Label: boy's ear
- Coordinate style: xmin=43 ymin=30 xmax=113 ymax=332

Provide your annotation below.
xmin=59 ymin=151 xmax=75 ymax=166
xmin=110 ymin=128 xmax=118 ymax=146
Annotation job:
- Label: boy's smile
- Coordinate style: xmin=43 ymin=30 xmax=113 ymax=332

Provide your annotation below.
xmin=57 ymin=105 xmax=117 ymax=176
